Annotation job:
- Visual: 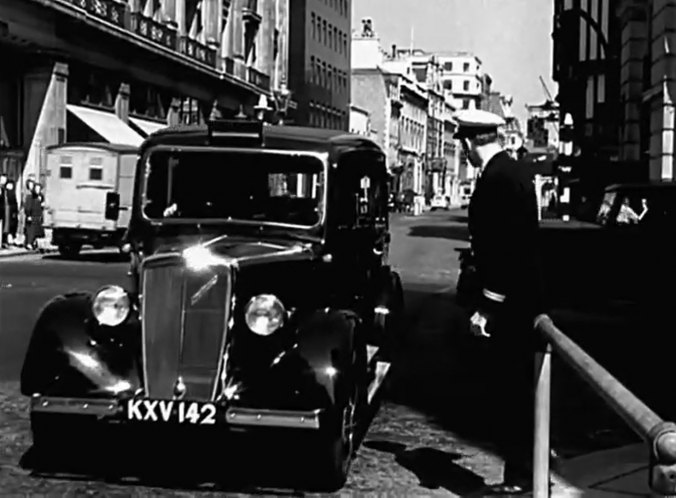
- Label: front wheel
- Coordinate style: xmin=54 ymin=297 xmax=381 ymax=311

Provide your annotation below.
xmin=305 ymin=343 xmax=366 ymax=491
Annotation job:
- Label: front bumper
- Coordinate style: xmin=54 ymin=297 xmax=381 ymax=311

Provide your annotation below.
xmin=29 ymin=395 xmax=321 ymax=430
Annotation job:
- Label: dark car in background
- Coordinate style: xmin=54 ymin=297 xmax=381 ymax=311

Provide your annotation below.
xmin=539 ymin=181 xmax=676 ymax=307
xmin=20 ymin=120 xmax=404 ymax=491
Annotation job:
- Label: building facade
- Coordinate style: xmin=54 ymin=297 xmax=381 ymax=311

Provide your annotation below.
xmin=616 ymin=0 xmax=675 ymax=180
xmin=552 ymin=0 xmax=622 ymax=167
xmin=348 ymin=103 xmax=372 ymax=136
xmin=526 ymin=100 xmax=561 ymax=153
xmin=437 ymin=52 xmax=486 ymax=110
xmin=0 ymin=0 xmax=288 ymax=197
xmin=553 ymin=0 xmax=674 ymax=181
xmin=288 ymin=0 xmax=351 ymax=129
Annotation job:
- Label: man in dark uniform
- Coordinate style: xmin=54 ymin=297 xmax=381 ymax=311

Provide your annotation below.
xmin=456 ymin=109 xmax=548 ymax=494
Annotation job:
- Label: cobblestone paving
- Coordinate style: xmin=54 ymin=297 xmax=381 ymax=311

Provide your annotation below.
xmin=0 ymin=381 xmax=511 ymax=496
xmin=0 ymin=212 xmax=638 ymax=496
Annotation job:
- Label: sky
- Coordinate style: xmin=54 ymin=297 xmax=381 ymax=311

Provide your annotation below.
xmin=351 ymin=0 xmax=558 ymax=125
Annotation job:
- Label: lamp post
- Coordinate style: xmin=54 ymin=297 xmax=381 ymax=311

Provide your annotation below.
xmin=558 ymin=112 xmax=574 ymax=222
xmin=272 ymin=83 xmax=291 ymax=125
xmin=254 ymin=94 xmax=272 ymax=122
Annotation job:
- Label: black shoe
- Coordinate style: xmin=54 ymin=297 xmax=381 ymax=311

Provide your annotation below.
xmin=484 ymin=479 xmax=552 ymax=496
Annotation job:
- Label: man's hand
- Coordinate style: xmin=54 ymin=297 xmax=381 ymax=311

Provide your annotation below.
xmin=470 ymin=310 xmax=492 ymax=338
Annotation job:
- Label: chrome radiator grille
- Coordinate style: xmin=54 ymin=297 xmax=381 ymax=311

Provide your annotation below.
xmin=141 ymin=256 xmax=231 ymax=401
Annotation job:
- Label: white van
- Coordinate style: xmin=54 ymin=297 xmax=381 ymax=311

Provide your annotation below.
xmin=43 ymin=143 xmax=137 ymax=257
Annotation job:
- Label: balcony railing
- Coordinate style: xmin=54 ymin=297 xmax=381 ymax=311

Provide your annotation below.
xmin=246 ymin=67 xmax=270 ymax=91
xmin=130 ymin=13 xmax=177 ymax=50
xmin=68 ymin=0 xmax=126 ymax=28
xmin=179 ymin=36 xmax=217 ymax=67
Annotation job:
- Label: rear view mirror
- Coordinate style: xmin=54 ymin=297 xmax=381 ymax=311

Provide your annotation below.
xmin=105 ymin=191 xmax=120 ymax=220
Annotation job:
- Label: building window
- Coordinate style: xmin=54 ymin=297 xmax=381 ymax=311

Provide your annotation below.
xmin=89 ymin=166 xmax=103 ymax=181
xmin=311 ymin=12 xmax=316 ymax=39
xmin=463 ymin=80 xmax=470 ymax=91
xmin=342 ymin=34 xmax=347 ymax=56
xmin=444 ymin=62 xmax=453 ymax=71
xmin=310 ymin=56 xmax=316 ymax=84
xmin=328 ymin=66 xmax=333 ymax=91
xmin=463 ymin=62 xmax=470 ymax=72
xmin=178 ymin=97 xmax=203 ymax=124
xmin=322 ymin=20 xmax=327 ymax=45
xmin=60 ymin=166 xmax=72 ymax=179
xmin=462 ymin=99 xmax=470 ymax=109
xmin=444 ymin=80 xmax=452 ymax=90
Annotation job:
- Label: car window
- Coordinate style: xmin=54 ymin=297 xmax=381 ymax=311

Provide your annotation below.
xmin=142 ymin=149 xmax=324 ymax=227
xmin=333 ymin=150 xmax=387 ymax=228
xmin=607 ymin=189 xmax=676 ymax=227
xmin=637 ymin=191 xmax=676 ymax=227
xmin=596 ymin=191 xmax=616 ymax=224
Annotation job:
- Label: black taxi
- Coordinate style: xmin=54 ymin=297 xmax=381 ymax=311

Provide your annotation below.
xmin=20 ymin=119 xmax=404 ymax=490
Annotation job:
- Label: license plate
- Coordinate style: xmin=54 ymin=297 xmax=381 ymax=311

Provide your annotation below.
xmin=126 ymin=399 xmax=218 ymax=425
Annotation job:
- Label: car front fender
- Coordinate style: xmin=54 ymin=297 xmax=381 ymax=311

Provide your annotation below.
xmin=294 ymin=309 xmax=360 ymax=408
xmin=20 ymin=292 xmax=142 ymax=398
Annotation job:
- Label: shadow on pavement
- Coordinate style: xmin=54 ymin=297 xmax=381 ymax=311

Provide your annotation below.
xmin=386 ymin=284 xmax=672 ymax=462
xmin=446 ymin=213 xmax=468 ymax=223
xmin=364 ymin=440 xmax=486 ymax=495
xmin=407 ymin=225 xmax=470 ymax=242
xmin=43 ymin=252 xmax=130 ymax=264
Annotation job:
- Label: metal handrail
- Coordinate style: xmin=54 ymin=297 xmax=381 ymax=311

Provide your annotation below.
xmin=532 ymin=314 xmax=676 ymax=497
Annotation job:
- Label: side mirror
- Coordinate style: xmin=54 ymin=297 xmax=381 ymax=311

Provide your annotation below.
xmin=105 ymin=191 xmax=121 ymax=221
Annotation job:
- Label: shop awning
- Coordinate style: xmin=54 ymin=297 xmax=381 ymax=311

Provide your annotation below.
xmin=67 ymin=104 xmax=143 ymax=147
xmin=129 ymin=116 xmax=167 ymax=137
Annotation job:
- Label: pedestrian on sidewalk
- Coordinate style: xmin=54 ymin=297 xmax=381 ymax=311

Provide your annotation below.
xmin=24 ymin=182 xmax=45 ymax=250
xmin=455 ymin=109 xmax=549 ymax=494
xmin=2 ymin=178 xmax=18 ymax=248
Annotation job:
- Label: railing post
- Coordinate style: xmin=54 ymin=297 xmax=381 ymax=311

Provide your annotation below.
xmin=533 ymin=342 xmax=552 ymax=498
xmin=649 ymin=422 xmax=676 ymax=496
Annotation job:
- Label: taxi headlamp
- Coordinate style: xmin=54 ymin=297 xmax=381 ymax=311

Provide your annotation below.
xmin=92 ymin=285 xmax=131 ymax=327
xmin=244 ymin=294 xmax=285 ymax=336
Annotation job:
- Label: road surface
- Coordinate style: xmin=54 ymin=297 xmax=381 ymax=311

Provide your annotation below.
xmin=0 ymin=210 xmax=658 ymax=495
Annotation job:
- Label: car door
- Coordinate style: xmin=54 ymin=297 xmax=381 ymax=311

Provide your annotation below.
xmin=330 ymin=150 xmax=388 ymax=306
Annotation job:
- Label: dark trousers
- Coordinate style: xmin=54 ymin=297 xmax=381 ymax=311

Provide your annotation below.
xmin=487 ymin=304 xmax=538 ymax=481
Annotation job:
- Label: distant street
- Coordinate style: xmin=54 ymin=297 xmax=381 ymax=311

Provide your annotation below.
xmin=0 ymin=210 xmax=653 ymax=495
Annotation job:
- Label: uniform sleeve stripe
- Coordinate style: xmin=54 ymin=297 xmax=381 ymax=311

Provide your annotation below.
xmin=483 ymin=289 xmax=506 ymax=302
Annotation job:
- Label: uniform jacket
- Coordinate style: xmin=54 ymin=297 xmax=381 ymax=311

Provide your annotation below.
xmin=468 ymin=150 xmax=546 ymax=314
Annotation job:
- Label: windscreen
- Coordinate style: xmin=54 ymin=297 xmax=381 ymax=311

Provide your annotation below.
xmin=142 ymin=149 xmax=325 ymax=227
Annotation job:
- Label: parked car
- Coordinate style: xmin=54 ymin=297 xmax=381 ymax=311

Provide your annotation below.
xmin=540 ymin=181 xmax=676 ymax=306
xmin=456 ymin=181 xmax=676 ymax=309
xmin=20 ymin=120 xmax=404 ymax=491
xmin=459 ymin=181 xmax=473 ymax=208
xmin=43 ymin=143 xmax=137 ymax=257
xmin=430 ymin=193 xmax=450 ymax=211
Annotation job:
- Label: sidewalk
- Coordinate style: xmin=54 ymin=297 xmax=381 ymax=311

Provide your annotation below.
xmin=0 ymin=245 xmax=57 ymax=259
xmin=554 ymin=443 xmax=651 ymax=497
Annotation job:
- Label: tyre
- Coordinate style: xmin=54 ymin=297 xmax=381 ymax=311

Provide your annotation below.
xmin=58 ymin=242 xmax=82 ymax=258
xmin=305 ymin=340 xmax=366 ymax=492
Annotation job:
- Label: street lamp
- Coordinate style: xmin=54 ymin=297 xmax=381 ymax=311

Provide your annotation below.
xmin=235 ymin=105 xmax=248 ymax=119
xmin=254 ymin=94 xmax=272 ymax=122
xmin=272 ymin=84 xmax=292 ymax=125
xmin=558 ymin=112 xmax=574 ymax=222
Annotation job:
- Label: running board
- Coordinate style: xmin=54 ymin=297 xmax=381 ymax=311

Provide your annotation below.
xmin=367 ymin=361 xmax=391 ymax=404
